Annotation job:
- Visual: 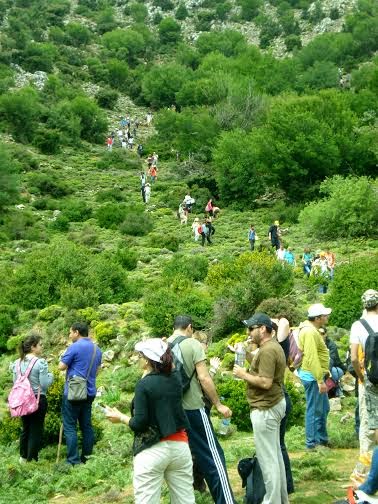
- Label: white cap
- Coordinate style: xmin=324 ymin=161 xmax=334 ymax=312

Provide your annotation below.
xmin=307 ymin=303 xmax=332 ymax=318
xmin=135 ymin=338 xmax=167 ymax=363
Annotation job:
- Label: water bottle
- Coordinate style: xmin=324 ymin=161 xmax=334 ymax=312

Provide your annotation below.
xmin=218 ymin=418 xmax=231 ymax=436
xmin=234 ymin=343 xmax=246 ymax=376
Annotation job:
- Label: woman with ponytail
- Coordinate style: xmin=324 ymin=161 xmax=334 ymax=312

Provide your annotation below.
xmin=106 ymin=338 xmax=195 ymax=504
xmin=10 ymin=333 xmax=54 ymax=462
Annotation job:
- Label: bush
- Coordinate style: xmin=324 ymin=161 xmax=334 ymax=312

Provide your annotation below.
xmin=285 ymin=34 xmax=302 ymax=51
xmin=158 ymin=17 xmax=181 ymax=45
xmin=120 ymin=210 xmax=154 ymax=237
xmin=95 ymin=203 xmax=128 ymax=229
xmin=37 ymin=305 xmax=64 ymax=322
xmin=299 ymin=176 xmax=378 ymax=239
xmin=326 ymin=257 xmax=378 ymax=329
xmin=162 ymin=255 xmax=209 ymax=281
xmin=148 ymin=232 xmax=179 ymax=251
xmin=0 ymin=305 xmax=18 ymax=351
xmin=114 ymin=247 xmax=138 ymax=271
xmin=96 ymin=150 xmax=141 ymax=171
xmin=33 ymin=127 xmax=62 ymax=154
xmin=217 ymin=376 xmax=250 ymax=431
xmin=28 ymin=171 xmax=71 ymax=198
xmin=175 ymin=3 xmax=189 ymax=20
xmin=239 ymin=0 xmax=261 ymax=20
xmin=0 ymin=144 xmax=20 ymax=210
xmin=0 ymin=87 xmax=41 ymax=143
xmin=94 ymin=321 xmax=117 ymax=346
xmin=96 ymin=88 xmax=119 ymax=110
xmin=285 ymin=379 xmax=305 ymax=429
xmin=59 ymin=199 xmax=92 ymax=222
xmin=255 ymin=297 xmax=303 ymax=325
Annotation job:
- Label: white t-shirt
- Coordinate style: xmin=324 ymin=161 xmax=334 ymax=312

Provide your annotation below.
xmin=350 ymin=314 xmax=378 ymax=352
xmin=276 ymin=249 xmax=285 ymax=261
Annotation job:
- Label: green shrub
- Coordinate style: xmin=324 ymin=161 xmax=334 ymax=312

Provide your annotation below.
xmin=0 ymin=305 xmax=18 ymax=351
xmin=326 ymin=257 xmax=378 ymax=329
xmin=153 ymin=0 xmax=174 ymax=10
xmin=120 ymin=211 xmax=154 ymax=237
xmin=95 ymin=203 xmax=128 ymax=229
xmin=217 ymin=376 xmax=250 ymax=431
xmin=96 ymin=88 xmax=119 ymax=110
xmin=0 ymin=144 xmax=20 ymax=210
xmin=114 ymin=247 xmax=138 ymax=271
xmin=162 ymin=255 xmax=209 ymax=281
xmin=37 ymin=305 xmax=64 ymax=322
xmin=299 ymin=176 xmax=378 ymax=239
xmin=0 ymin=87 xmax=41 ymax=143
xmin=158 ymin=17 xmax=181 ymax=44
xmin=148 ymin=232 xmax=179 ymax=251
xmin=175 ymin=3 xmax=189 ymax=20
xmin=28 ymin=171 xmax=71 ymax=198
xmin=285 ymin=34 xmax=302 ymax=51
xmin=58 ymin=199 xmax=92 ymax=222
xmin=94 ymin=321 xmax=117 ymax=346
xmin=77 ymin=307 xmax=100 ymax=324
xmin=96 ymin=150 xmax=141 ymax=171
xmin=50 ymin=214 xmax=70 ymax=232
xmin=255 ymin=297 xmax=303 ymax=325
xmin=33 ymin=127 xmax=62 ymax=154
xmin=284 ymin=379 xmax=305 ymax=429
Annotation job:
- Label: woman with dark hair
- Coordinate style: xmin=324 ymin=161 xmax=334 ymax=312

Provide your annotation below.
xmin=106 ymin=338 xmax=195 ymax=504
xmin=10 ymin=333 xmax=54 ymax=462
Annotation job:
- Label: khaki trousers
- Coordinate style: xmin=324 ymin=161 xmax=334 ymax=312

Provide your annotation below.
xmin=133 ymin=440 xmax=195 ymax=504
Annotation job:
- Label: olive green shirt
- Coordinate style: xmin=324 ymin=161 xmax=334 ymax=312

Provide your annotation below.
xmin=246 ymin=339 xmax=286 ymax=410
xmin=298 ymin=320 xmax=329 ymax=382
xmin=167 ymin=335 xmax=206 ymax=411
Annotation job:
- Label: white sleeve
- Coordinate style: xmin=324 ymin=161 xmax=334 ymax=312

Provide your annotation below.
xmin=350 ymin=321 xmax=362 ymax=345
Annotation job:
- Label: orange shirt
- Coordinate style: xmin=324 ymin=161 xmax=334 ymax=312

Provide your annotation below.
xmin=160 ymin=429 xmax=188 ymax=443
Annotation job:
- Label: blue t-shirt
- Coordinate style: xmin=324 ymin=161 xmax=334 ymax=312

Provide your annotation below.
xmin=249 ymin=229 xmax=256 ymax=240
xmin=61 ymin=338 xmax=102 ymax=397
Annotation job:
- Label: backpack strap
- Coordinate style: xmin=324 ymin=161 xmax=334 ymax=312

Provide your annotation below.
xmin=86 ymin=344 xmax=97 ymax=380
xmin=359 ymin=319 xmax=375 ymax=336
xmin=18 ymin=357 xmax=39 ymax=379
xmin=170 ymin=335 xmax=197 ymax=384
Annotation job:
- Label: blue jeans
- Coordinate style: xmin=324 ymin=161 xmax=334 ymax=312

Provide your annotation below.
xmin=301 ymin=380 xmax=330 ymax=448
xmin=331 ymin=367 xmax=344 ymax=397
xmin=62 ymin=395 xmax=95 ymax=465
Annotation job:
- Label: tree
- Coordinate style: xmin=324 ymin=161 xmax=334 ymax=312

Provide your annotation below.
xmin=238 ymin=0 xmax=261 ymax=20
xmin=65 ymin=22 xmax=92 ymax=46
xmin=102 ymin=28 xmax=145 ymax=64
xmin=196 ymin=30 xmax=247 ymax=57
xmin=106 ymin=59 xmax=130 ymax=91
xmin=158 ymin=17 xmax=181 ymax=45
xmin=142 ymin=63 xmax=187 ymax=107
xmin=70 ymin=96 xmax=108 ymax=142
xmin=175 ymin=3 xmax=189 ymax=20
xmin=0 ymin=87 xmax=41 ymax=143
xmin=0 ymin=145 xmax=20 ymax=209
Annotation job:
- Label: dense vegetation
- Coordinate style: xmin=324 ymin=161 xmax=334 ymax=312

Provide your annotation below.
xmin=0 ymin=0 xmax=377 ymax=501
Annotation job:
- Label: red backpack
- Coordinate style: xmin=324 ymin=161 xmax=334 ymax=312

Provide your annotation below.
xmin=8 ymin=358 xmax=40 ymax=417
xmin=287 ymin=328 xmax=304 ymax=371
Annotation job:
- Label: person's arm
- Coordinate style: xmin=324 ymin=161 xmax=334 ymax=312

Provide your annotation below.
xmin=351 ymin=343 xmax=364 ymax=383
xmin=233 ymin=365 xmax=273 ymax=389
xmin=300 ymin=330 xmax=324 ymax=387
xmin=38 ymin=359 xmax=54 ymax=389
xmin=58 ymin=362 xmax=67 ymax=371
xmin=128 ymin=381 xmax=150 ymax=432
xmin=276 ymin=318 xmax=290 ymax=343
xmin=196 ymin=361 xmax=232 ymax=418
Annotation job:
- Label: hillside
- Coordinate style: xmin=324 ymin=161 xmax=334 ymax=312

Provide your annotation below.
xmin=0 ymin=0 xmax=377 ymax=502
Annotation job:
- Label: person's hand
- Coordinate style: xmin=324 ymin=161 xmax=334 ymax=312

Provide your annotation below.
xmin=227 ymin=344 xmax=235 ymax=353
xmin=209 ymin=357 xmax=221 ymax=374
xmin=318 ymin=382 xmax=327 ymax=394
xmin=105 ymin=406 xmax=127 ymax=424
xmin=233 ymin=365 xmax=246 ymax=380
xmin=216 ymin=404 xmax=232 ymax=418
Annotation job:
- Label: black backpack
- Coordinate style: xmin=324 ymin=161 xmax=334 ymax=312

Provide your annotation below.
xmin=360 ymin=319 xmax=378 ymax=385
xmin=169 ymin=336 xmax=196 ymax=393
xmin=237 ymin=455 xmax=265 ymax=504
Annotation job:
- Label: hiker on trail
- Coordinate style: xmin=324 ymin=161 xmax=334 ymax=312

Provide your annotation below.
xmin=167 ymin=315 xmax=236 ymax=504
xmin=58 ymin=322 xmax=102 ymax=465
xmin=117 ymin=129 xmax=123 ymax=145
xmin=192 ymin=217 xmax=200 ymax=241
xmin=152 ymin=152 xmax=158 ymax=167
xmin=296 ymin=304 xmax=331 ymax=451
xmin=144 ymin=183 xmax=151 ymax=203
xmin=284 ymin=247 xmax=296 ymax=266
xmin=233 ymin=313 xmax=289 ymax=504
xmin=137 ymin=144 xmax=144 ymax=158
xmin=200 ymin=221 xmax=211 ymax=246
xmin=149 ymin=165 xmax=157 ymax=184
xmin=147 ymin=155 xmax=153 ymax=168
xmin=311 ymin=252 xmax=330 ymax=293
xmin=141 ymin=184 xmax=146 ymax=203
xmin=106 ymin=136 xmax=113 ymax=151
xmin=146 ymin=112 xmax=153 ymax=126
xmin=178 ymin=203 xmax=188 ymax=225
xmin=105 ymin=338 xmax=195 ymax=504
xmin=140 ymin=172 xmax=146 ymax=187
xmin=121 ymin=138 xmax=127 ymax=149
xmin=128 ymin=136 xmax=134 ymax=149
xmin=325 ymin=248 xmax=336 ymax=280
xmin=205 ymin=216 xmax=215 ymax=237
xmin=248 ymin=225 xmax=257 ymax=251
xmin=205 ymin=199 xmax=214 ymax=216
xmin=268 ymin=220 xmax=280 ymax=250
xmin=350 ymin=290 xmax=378 ymax=456
xmin=10 ymin=333 xmax=54 ymax=462
xmin=302 ymin=248 xmax=313 ymax=276
xmin=276 ymin=244 xmax=286 ymax=262
xmin=120 ymin=117 xmax=127 ymax=128
xmin=183 ymin=193 xmax=195 ymax=214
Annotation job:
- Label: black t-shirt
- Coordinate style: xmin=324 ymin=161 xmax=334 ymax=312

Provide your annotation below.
xmin=269 ymin=225 xmax=278 ymax=240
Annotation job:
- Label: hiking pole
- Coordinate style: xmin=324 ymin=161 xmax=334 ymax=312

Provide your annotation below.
xmin=56 ymin=423 xmax=63 ymax=463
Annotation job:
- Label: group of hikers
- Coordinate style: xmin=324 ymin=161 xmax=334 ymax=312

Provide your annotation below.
xmin=8 ymin=288 xmax=378 ymax=503
xmin=106 ymin=112 xmax=153 ymax=152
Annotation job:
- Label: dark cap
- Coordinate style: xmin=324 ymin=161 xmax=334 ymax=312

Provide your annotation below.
xmin=243 ymin=312 xmax=274 ymax=330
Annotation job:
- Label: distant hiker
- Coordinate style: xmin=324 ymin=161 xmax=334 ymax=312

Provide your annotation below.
xmin=121 ymin=138 xmax=127 ymax=149
xmin=134 ymin=118 xmax=140 ymax=130
xmin=192 ymin=217 xmax=200 ymax=241
xmin=140 ymin=172 xmax=146 ymax=187
xmin=120 ymin=117 xmax=127 ymax=128
xmin=205 ymin=216 xmax=215 ymax=237
xmin=276 ymin=244 xmax=286 ymax=262
xmin=152 ymin=152 xmax=159 ymax=167
xmin=58 ymin=322 xmax=102 ymax=465
xmin=105 ymin=338 xmax=195 ymax=504
xmin=145 ymin=183 xmax=151 ymax=203
xmin=147 ymin=155 xmax=153 ymax=168
xmin=149 ymin=165 xmax=157 ymax=184
xmin=117 ymin=129 xmax=123 ymax=144
xmin=183 ymin=193 xmax=195 ymax=213
xmin=141 ymin=185 xmax=146 ymax=203
xmin=205 ymin=199 xmax=214 ymax=216
xmin=9 ymin=333 xmax=54 ymax=462
xmin=311 ymin=252 xmax=330 ymax=293
xmin=248 ymin=225 xmax=256 ymax=251
xmin=128 ymin=136 xmax=134 ymax=149
xmin=146 ymin=112 xmax=153 ymax=126
xmin=284 ymin=247 xmax=296 ymax=266
xmin=137 ymin=144 xmax=144 ymax=158
xmin=268 ymin=220 xmax=280 ymax=250
xmin=106 ymin=136 xmax=113 ymax=151
xmin=325 ymin=248 xmax=336 ymax=280
xmin=200 ymin=221 xmax=211 ymax=246
xmin=178 ymin=204 xmax=188 ymax=225
xmin=302 ymin=248 xmax=313 ymax=276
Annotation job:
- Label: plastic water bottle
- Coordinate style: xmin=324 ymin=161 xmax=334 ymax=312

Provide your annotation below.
xmin=234 ymin=343 xmax=246 ymax=367
xmin=218 ymin=418 xmax=231 ymax=436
